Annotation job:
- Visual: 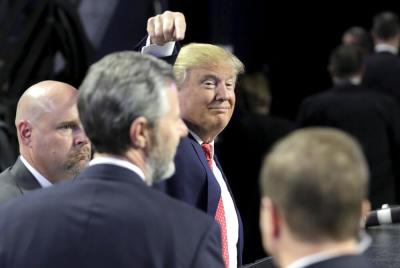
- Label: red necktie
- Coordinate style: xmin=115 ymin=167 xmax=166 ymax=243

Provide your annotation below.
xmin=201 ymin=143 xmax=229 ymax=268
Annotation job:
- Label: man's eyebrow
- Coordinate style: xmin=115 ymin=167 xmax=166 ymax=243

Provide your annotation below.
xmin=57 ymin=120 xmax=79 ymax=127
xmin=201 ymin=74 xmax=220 ymax=81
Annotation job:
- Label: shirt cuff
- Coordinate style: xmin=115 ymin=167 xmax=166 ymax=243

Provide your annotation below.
xmin=141 ymin=37 xmax=176 ymax=57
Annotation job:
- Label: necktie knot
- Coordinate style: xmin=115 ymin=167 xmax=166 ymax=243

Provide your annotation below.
xmin=201 ymin=143 xmax=213 ymax=170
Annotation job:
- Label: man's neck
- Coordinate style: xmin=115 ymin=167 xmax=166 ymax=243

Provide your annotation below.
xmin=185 ymin=122 xmax=219 ymax=143
xmin=280 ymin=237 xmax=359 ymax=268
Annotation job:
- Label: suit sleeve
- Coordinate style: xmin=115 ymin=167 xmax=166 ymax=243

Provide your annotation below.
xmin=191 ymin=221 xmax=224 ymax=268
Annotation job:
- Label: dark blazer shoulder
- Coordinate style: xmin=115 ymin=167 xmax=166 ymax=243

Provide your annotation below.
xmin=305 ymin=254 xmax=375 ymax=268
xmin=0 ymin=158 xmax=40 ymax=205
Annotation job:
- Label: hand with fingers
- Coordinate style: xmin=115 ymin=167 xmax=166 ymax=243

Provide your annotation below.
xmin=147 ymin=11 xmax=186 ymax=45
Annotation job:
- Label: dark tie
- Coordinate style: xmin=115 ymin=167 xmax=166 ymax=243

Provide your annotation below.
xmin=201 ymin=143 xmax=229 ymax=268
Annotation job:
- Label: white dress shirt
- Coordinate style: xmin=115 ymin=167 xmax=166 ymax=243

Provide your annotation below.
xmin=20 ymin=156 xmax=52 ymax=188
xmin=375 ymin=43 xmax=398 ymax=54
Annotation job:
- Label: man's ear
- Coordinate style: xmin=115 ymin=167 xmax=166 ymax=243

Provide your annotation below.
xmin=261 ymin=197 xmax=281 ymax=238
xmin=361 ymin=199 xmax=371 ymax=219
xmin=17 ymin=120 xmax=33 ymax=146
xmin=129 ymin=117 xmax=150 ymax=149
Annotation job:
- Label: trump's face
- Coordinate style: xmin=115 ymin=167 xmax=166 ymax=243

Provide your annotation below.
xmin=178 ymin=63 xmax=236 ymax=143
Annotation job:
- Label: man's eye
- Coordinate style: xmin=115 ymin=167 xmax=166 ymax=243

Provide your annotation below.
xmin=203 ymin=80 xmax=216 ymax=88
xmin=59 ymin=124 xmax=74 ymax=130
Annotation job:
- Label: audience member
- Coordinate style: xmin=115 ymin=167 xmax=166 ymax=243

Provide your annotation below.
xmin=0 ymin=52 xmax=224 ymax=268
xmin=363 ymin=11 xmax=400 ymax=103
xmin=297 ymin=45 xmax=400 ymax=209
xmin=341 ymin=26 xmax=373 ymax=55
xmin=144 ymin=11 xmax=244 ymax=267
xmin=0 ymin=81 xmax=91 ymax=205
xmin=259 ymin=128 xmax=375 ymax=268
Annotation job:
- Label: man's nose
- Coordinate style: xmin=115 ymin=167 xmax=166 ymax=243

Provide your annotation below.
xmin=215 ymin=83 xmax=232 ymax=101
xmin=74 ymin=128 xmax=90 ymax=147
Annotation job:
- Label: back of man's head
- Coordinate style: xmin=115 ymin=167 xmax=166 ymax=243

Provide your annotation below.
xmin=372 ymin=11 xmax=400 ymax=41
xmin=342 ymin=26 xmax=373 ymax=55
xmin=173 ymin=43 xmax=244 ymax=88
xmin=78 ymin=51 xmax=174 ymax=155
xmin=260 ymin=128 xmax=369 ymax=243
xmin=329 ymin=45 xmax=363 ymax=80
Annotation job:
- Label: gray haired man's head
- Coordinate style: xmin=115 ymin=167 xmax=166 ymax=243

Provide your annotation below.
xmin=78 ymin=51 xmax=174 ymax=155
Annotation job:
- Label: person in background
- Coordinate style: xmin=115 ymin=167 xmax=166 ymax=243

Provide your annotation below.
xmin=363 ymin=11 xmax=400 ymax=103
xmin=341 ymin=26 xmax=373 ymax=55
xmin=0 ymin=80 xmax=91 ymax=205
xmin=297 ymin=45 xmax=400 ymax=209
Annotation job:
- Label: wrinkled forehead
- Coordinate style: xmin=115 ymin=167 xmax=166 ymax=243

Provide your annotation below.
xmin=35 ymin=94 xmax=79 ymax=124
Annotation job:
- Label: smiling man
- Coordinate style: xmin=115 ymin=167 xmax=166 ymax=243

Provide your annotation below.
xmin=0 ymin=81 xmax=91 ymax=205
xmin=144 ymin=11 xmax=245 ymax=268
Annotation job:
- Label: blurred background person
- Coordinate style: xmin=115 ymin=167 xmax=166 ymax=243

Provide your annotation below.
xmin=297 ymin=45 xmax=400 ymax=209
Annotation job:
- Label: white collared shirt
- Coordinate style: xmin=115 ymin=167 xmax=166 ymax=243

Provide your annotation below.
xmin=19 ymin=156 xmax=52 ymax=188
xmin=89 ymin=156 xmax=146 ymax=182
xmin=375 ymin=43 xmax=399 ymax=54
xmin=332 ymin=76 xmax=362 ymax=86
xmin=190 ymin=131 xmax=239 ymax=268
xmin=287 ymin=232 xmax=372 ymax=268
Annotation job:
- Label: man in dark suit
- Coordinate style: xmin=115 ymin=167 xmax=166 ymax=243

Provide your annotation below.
xmin=0 ymin=81 xmax=91 ymax=205
xmin=297 ymin=45 xmax=400 ymax=209
xmin=363 ymin=11 xmax=400 ymax=103
xmin=0 ymin=52 xmax=224 ymax=268
xmin=144 ymin=11 xmax=244 ymax=267
xmin=259 ymin=128 xmax=375 ymax=268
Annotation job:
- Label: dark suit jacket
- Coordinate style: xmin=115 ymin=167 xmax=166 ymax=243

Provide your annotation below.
xmin=0 ymin=157 xmax=41 ymax=205
xmin=242 ymin=254 xmax=375 ymax=268
xmin=297 ymin=83 xmax=400 ymax=209
xmin=304 ymin=254 xmax=375 ymax=268
xmin=155 ymin=135 xmax=244 ymax=265
xmin=363 ymin=51 xmax=400 ymax=103
xmin=0 ymin=164 xmax=224 ymax=268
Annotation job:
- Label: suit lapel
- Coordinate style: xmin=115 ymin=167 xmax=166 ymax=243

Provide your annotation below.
xmin=12 ymin=158 xmax=41 ymax=194
xmin=188 ymin=134 xmax=221 ymax=216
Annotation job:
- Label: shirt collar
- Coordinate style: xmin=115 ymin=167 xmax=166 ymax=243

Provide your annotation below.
xmin=189 ymin=130 xmax=215 ymax=146
xmin=19 ymin=155 xmax=52 ymax=188
xmin=333 ymin=76 xmax=361 ymax=86
xmin=375 ymin=43 xmax=398 ymax=54
xmin=287 ymin=231 xmax=371 ymax=268
xmin=89 ymin=156 xmax=146 ymax=182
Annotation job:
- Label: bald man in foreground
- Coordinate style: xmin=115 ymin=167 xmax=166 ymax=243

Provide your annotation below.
xmin=0 ymin=81 xmax=91 ymax=205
